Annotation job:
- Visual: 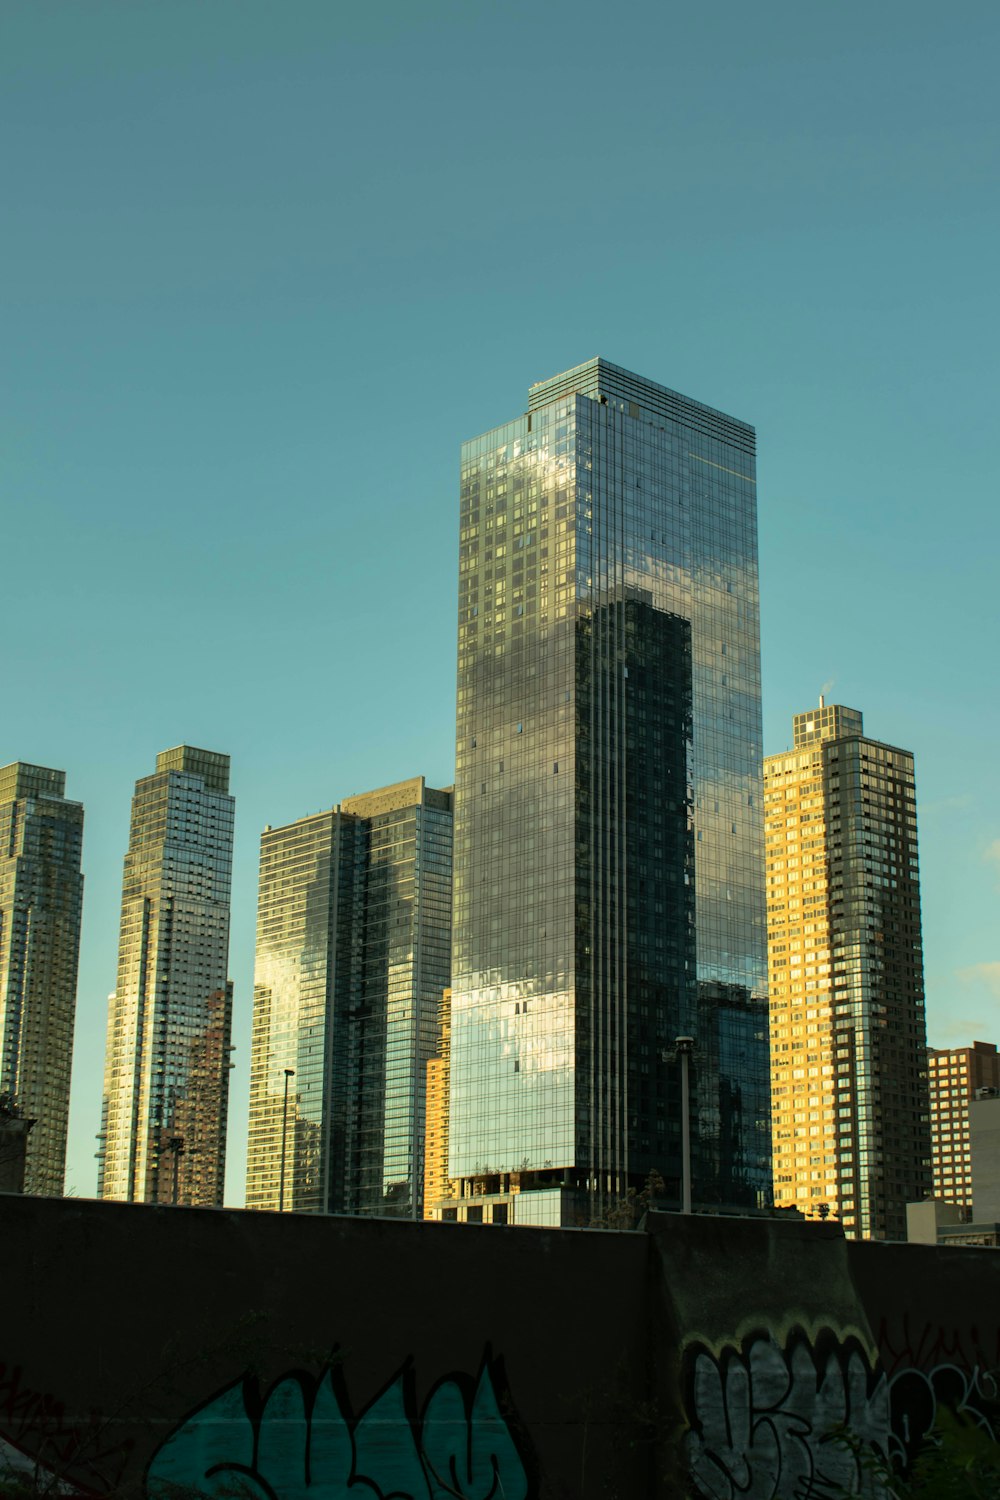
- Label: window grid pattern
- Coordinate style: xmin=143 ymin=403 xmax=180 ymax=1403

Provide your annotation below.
xmin=766 ymin=711 xmax=930 ymax=1240
xmin=928 ymin=1043 xmax=1000 ymax=1213
xmin=0 ymin=763 xmax=84 ymax=1196
xmin=99 ymin=748 xmax=234 ymax=1207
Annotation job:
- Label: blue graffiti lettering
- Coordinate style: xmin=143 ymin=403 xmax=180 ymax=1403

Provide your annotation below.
xmin=146 ymin=1353 xmax=531 ymax=1500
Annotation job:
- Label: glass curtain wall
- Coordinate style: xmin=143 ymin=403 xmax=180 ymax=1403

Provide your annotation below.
xmin=246 ymin=781 xmax=452 ymax=1218
xmin=451 ymin=360 xmax=770 ymax=1220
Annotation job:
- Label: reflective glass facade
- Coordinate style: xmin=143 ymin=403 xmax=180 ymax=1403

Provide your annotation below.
xmin=450 ymin=360 xmax=770 ymax=1221
xmin=98 ymin=747 xmax=234 ymax=1206
xmin=246 ymin=778 xmax=452 ymax=1217
xmin=0 ymin=763 xmax=84 ymax=1196
xmin=766 ymin=706 xmax=930 ymax=1239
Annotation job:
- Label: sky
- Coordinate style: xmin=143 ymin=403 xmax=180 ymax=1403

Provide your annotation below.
xmin=3 ymin=0 xmax=998 ymax=1205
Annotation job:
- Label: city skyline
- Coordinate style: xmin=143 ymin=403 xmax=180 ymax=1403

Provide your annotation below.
xmin=4 ymin=3 xmax=998 ymax=1203
xmin=11 ymin=341 xmax=999 ymax=1204
xmin=9 ymin=351 xmax=1000 ymax=1206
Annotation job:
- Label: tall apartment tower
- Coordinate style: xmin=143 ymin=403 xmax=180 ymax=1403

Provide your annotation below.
xmin=0 ymin=763 xmax=84 ymax=1195
xmin=246 ymin=777 xmax=452 ymax=1218
xmin=765 ymin=703 xmax=930 ymax=1239
xmin=928 ymin=1041 xmax=1000 ymax=1214
xmin=98 ymin=747 xmax=235 ymax=1206
xmin=448 ymin=359 xmax=771 ymax=1227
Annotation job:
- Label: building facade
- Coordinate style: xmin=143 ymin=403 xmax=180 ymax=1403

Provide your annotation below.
xmin=765 ymin=703 xmax=930 ymax=1239
xmin=98 ymin=747 xmax=234 ymax=1206
xmin=422 ymin=989 xmax=453 ymax=1219
xmin=446 ymin=359 xmax=771 ymax=1226
xmin=246 ymin=778 xmax=453 ymax=1218
xmin=928 ymin=1041 xmax=1000 ymax=1214
xmin=0 ymin=762 xmax=84 ymax=1195
xmin=969 ymin=1091 xmax=1000 ymax=1224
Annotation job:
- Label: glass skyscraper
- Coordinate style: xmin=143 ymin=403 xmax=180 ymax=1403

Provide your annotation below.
xmin=0 ymin=762 xmax=84 ymax=1195
xmin=446 ymin=359 xmax=770 ymax=1225
xmin=246 ymin=777 xmax=453 ymax=1218
xmin=98 ymin=746 xmax=234 ymax=1207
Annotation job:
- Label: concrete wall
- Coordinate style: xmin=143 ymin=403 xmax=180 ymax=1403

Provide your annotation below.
xmin=1 ymin=1197 xmax=998 ymax=1498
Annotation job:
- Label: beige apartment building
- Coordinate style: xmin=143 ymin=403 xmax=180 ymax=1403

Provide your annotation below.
xmin=928 ymin=1041 xmax=1000 ymax=1213
xmin=422 ymin=990 xmax=453 ymax=1220
xmin=765 ymin=702 xmax=930 ymax=1239
xmin=98 ymin=747 xmax=234 ymax=1207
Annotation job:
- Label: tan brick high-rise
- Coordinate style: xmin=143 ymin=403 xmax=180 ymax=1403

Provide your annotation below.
xmin=765 ymin=702 xmax=930 ymax=1240
xmin=928 ymin=1041 xmax=1000 ymax=1214
xmin=422 ymin=990 xmax=454 ymax=1220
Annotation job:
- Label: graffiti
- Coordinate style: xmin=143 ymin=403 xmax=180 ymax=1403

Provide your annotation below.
xmin=875 ymin=1317 xmax=1000 ymax=1471
xmin=0 ymin=1361 xmax=129 ymax=1494
xmin=888 ymin=1362 xmax=999 ymax=1472
xmin=683 ymin=1328 xmax=891 ymax=1499
xmin=683 ymin=1322 xmax=1000 ymax=1497
xmin=878 ymin=1313 xmax=1000 ymax=1384
xmin=146 ymin=1350 xmax=532 ymax=1500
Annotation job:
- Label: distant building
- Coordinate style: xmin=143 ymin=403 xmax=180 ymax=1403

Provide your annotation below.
xmin=908 ymin=1093 xmax=1000 ymax=1248
xmin=765 ymin=703 xmax=930 ymax=1239
xmin=0 ymin=762 xmax=84 ymax=1195
xmin=98 ymin=747 xmax=235 ymax=1206
xmin=905 ymin=1197 xmax=966 ymax=1245
xmin=246 ymin=778 xmax=453 ymax=1218
xmin=927 ymin=1042 xmax=1000 ymax=1213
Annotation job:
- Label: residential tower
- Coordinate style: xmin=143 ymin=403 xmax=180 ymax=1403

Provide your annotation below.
xmin=765 ymin=702 xmax=930 ymax=1239
xmin=98 ymin=746 xmax=234 ymax=1206
xmin=0 ymin=762 xmax=84 ymax=1195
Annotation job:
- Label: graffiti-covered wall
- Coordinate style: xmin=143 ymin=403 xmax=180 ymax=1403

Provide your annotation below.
xmin=1 ymin=1197 xmax=998 ymax=1497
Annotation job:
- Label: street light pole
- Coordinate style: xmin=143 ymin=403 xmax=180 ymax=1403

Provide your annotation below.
xmin=279 ymin=1067 xmax=295 ymax=1213
xmin=675 ymin=1037 xmax=694 ymax=1214
xmin=167 ymin=1135 xmax=185 ymax=1206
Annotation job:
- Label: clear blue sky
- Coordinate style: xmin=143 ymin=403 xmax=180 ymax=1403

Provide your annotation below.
xmin=3 ymin=0 xmax=998 ymax=1203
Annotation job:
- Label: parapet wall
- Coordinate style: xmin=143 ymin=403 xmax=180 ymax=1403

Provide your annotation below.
xmin=1 ymin=1196 xmax=997 ymax=1498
